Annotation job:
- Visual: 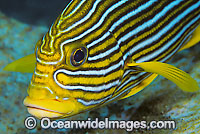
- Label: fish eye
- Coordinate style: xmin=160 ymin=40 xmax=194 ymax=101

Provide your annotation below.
xmin=70 ymin=47 xmax=87 ymax=66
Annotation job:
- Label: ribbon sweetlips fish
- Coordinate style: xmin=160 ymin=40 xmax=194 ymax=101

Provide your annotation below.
xmin=4 ymin=0 xmax=200 ymax=119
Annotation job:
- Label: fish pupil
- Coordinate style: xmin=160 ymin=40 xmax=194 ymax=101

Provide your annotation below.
xmin=74 ymin=50 xmax=84 ymax=62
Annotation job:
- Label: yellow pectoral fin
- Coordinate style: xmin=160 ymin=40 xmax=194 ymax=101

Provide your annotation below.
xmin=127 ymin=62 xmax=199 ymax=92
xmin=179 ymin=25 xmax=200 ymax=51
xmin=3 ymin=54 xmax=36 ymax=73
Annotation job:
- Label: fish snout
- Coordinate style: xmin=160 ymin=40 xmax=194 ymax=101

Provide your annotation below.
xmin=23 ymin=96 xmax=78 ymax=119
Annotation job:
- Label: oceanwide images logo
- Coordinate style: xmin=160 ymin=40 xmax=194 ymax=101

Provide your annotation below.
xmin=24 ymin=116 xmax=176 ymax=131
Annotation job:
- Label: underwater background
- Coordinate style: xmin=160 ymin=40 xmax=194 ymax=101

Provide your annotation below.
xmin=0 ymin=0 xmax=200 ymax=133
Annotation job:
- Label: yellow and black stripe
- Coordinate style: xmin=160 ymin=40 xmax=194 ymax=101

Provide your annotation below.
xmin=31 ymin=0 xmax=200 ymax=107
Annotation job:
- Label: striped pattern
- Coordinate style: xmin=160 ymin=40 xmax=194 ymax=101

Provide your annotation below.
xmin=31 ymin=0 xmax=200 ymax=108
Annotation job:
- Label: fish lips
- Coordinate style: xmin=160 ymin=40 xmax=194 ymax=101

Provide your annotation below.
xmin=27 ymin=106 xmax=65 ymax=119
xmin=23 ymin=96 xmax=76 ymax=119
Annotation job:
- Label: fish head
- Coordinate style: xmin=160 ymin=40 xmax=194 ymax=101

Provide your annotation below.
xmin=23 ymin=32 xmax=124 ymax=119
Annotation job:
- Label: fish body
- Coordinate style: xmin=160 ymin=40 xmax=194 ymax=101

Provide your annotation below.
xmin=4 ymin=0 xmax=200 ymax=119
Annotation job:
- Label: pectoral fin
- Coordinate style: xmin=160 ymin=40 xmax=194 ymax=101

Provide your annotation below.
xmin=3 ymin=54 xmax=36 ymax=73
xmin=127 ymin=62 xmax=199 ymax=92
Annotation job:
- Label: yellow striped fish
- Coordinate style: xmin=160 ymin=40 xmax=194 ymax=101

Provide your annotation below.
xmin=4 ymin=0 xmax=200 ymax=119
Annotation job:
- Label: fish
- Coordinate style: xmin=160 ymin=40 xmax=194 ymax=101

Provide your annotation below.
xmin=4 ymin=0 xmax=200 ymax=119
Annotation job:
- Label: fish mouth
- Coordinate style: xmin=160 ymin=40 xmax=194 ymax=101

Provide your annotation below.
xmin=23 ymin=96 xmax=76 ymax=119
xmin=26 ymin=106 xmax=65 ymax=119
